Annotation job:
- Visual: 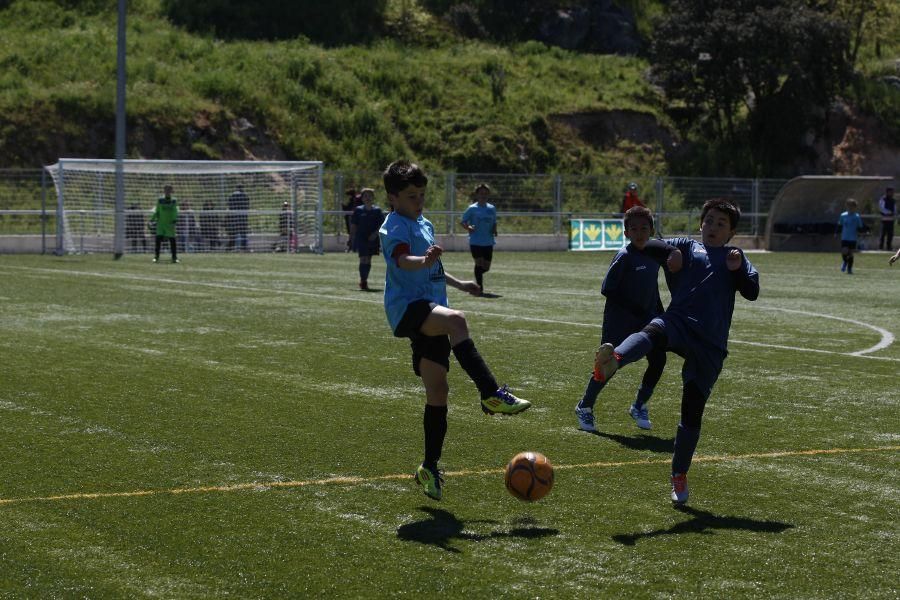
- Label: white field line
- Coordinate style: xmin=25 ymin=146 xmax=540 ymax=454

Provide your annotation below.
xmin=2 ymin=266 xmax=896 ymax=362
xmin=0 ymin=445 xmax=896 ymax=507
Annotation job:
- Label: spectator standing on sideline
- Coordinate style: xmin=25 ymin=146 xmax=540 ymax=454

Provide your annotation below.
xmin=228 ymin=185 xmax=251 ymax=252
xmin=622 ymin=182 xmax=645 ymax=213
xmin=276 ymin=201 xmax=296 ymax=252
xmin=878 ymin=186 xmax=895 ymax=250
xmin=125 ymin=203 xmax=148 ymax=253
xmin=200 ymin=200 xmax=221 ymax=251
xmin=177 ymin=200 xmax=200 ymax=253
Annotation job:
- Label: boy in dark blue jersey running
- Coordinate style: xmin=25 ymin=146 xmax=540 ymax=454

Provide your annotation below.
xmin=593 ymin=198 xmax=759 ymax=505
xmin=378 ymin=160 xmax=531 ymax=501
xmin=349 ymin=188 xmax=384 ymax=290
xmin=575 ymin=206 xmax=680 ymax=433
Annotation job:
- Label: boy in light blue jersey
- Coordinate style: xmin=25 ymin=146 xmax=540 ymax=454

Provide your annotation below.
xmin=460 ymin=183 xmax=498 ymax=294
xmin=378 ymin=160 xmax=531 ymax=502
xmin=593 ymin=198 xmax=759 ymax=505
xmin=575 ymin=206 xmax=680 ymax=433
xmin=837 ymin=198 xmax=865 ymax=275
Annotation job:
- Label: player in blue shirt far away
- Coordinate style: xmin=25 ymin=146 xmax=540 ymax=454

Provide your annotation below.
xmin=349 ymin=188 xmax=384 ymax=290
xmin=575 ymin=206 xmax=679 ymax=433
xmin=378 ymin=160 xmax=531 ymax=501
xmin=837 ymin=198 xmax=865 ymax=275
xmin=461 ymin=183 xmax=498 ymax=294
xmin=593 ymin=198 xmax=760 ymax=505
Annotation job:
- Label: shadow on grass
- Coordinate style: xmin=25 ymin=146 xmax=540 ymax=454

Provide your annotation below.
xmin=592 ymin=430 xmax=674 ymax=454
xmin=612 ymin=505 xmax=794 ymax=546
xmin=397 ymin=507 xmax=558 ymax=553
xmin=358 ymin=287 xmax=382 ymax=293
xmin=478 ymin=292 xmax=502 ymax=299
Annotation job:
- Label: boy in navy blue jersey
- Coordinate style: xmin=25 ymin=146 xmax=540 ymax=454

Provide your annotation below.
xmin=593 ymin=198 xmax=759 ymax=504
xmin=575 ymin=206 xmax=680 ymax=433
xmin=837 ymin=198 xmax=865 ymax=275
xmin=349 ymin=188 xmax=384 ymax=290
xmin=378 ymin=160 xmax=531 ymax=501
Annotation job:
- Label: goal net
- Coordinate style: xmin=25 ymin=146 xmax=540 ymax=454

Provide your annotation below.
xmin=45 ymin=159 xmax=324 ymax=255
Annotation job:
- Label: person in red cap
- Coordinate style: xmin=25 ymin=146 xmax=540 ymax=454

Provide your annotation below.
xmin=622 ymin=182 xmax=645 ymax=213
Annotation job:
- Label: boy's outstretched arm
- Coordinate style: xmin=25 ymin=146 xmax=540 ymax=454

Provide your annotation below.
xmin=445 ymin=273 xmax=481 ymax=296
xmin=642 ymin=239 xmax=683 ymax=272
xmin=729 ymin=248 xmax=759 ymax=301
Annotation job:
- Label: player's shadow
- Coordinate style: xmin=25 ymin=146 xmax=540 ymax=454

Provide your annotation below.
xmin=478 ymin=292 xmax=502 ymax=299
xmin=397 ymin=507 xmax=558 ymax=553
xmin=612 ymin=505 xmax=794 ymax=546
xmin=591 ymin=430 xmax=674 ymax=454
xmin=357 ymin=287 xmax=382 ymax=293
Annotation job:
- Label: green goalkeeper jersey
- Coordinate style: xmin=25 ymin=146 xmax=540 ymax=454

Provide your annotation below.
xmin=151 ymin=196 xmax=179 ymax=238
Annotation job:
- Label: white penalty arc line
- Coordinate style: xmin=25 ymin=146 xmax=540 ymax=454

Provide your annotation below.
xmin=0 ymin=445 xmax=896 ymax=507
xmin=2 ymin=265 xmax=897 ymax=362
xmin=750 ymin=305 xmax=894 ymax=356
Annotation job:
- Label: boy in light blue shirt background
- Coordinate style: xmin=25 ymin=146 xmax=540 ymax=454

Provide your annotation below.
xmin=837 ymin=198 xmax=865 ymax=275
xmin=460 ymin=183 xmax=498 ymax=294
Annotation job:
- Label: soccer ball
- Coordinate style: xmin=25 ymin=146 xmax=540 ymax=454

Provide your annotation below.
xmin=504 ymin=451 xmax=554 ymax=502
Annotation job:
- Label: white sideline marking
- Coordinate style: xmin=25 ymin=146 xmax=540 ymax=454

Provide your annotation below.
xmin=1 ymin=266 xmax=896 ymax=362
xmin=0 ymin=445 xmax=896 ymax=507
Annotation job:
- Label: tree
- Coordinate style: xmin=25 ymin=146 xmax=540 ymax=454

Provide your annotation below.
xmin=162 ymin=0 xmax=388 ymax=45
xmin=651 ymin=0 xmax=852 ymax=175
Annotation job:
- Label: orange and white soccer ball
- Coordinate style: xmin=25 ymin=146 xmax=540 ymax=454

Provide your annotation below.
xmin=504 ymin=451 xmax=554 ymax=501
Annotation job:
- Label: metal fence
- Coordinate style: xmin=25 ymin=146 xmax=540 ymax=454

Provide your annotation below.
xmin=325 ymin=171 xmax=789 ymax=237
xmin=1 ymin=168 xmax=794 ymax=252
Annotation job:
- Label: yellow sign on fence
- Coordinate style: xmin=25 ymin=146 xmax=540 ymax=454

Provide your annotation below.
xmin=569 ymin=219 xmax=625 ymax=251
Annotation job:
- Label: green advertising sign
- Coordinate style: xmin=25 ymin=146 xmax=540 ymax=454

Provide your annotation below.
xmin=569 ymin=219 xmax=625 ymax=251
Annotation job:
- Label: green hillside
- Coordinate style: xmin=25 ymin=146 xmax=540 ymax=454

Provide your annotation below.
xmin=0 ymin=0 xmax=669 ymax=175
xmin=0 ymin=0 xmax=897 ymax=176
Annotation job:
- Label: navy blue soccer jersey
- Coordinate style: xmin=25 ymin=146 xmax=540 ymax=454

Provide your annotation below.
xmin=600 ymin=244 xmax=666 ymax=344
xmin=663 ymin=238 xmax=759 ymax=353
xmin=351 ymin=205 xmax=385 ymax=245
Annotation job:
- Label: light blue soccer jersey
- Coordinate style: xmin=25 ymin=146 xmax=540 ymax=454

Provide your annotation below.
xmin=461 ymin=203 xmax=497 ymax=246
xmin=838 ymin=211 xmax=864 ymax=242
xmin=379 ymin=212 xmax=448 ymax=333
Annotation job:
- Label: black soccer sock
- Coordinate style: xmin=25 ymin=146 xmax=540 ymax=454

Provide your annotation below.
xmin=170 ymin=238 xmax=178 ymax=260
xmin=154 ymin=236 xmax=161 ymax=259
xmin=847 ymin=254 xmax=854 ymax=272
xmin=452 ymin=338 xmax=499 ymax=400
xmin=423 ymin=404 xmax=448 ymax=468
xmin=359 ymin=263 xmax=371 ymax=281
xmin=474 ymin=266 xmax=484 ymax=288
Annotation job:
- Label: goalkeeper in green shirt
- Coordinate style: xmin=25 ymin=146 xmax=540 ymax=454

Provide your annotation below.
xmin=151 ymin=185 xmax=180 ymax=263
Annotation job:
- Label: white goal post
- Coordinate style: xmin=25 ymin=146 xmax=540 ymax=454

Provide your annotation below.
xmin=45 ymin=159 xmax=324 ymax=255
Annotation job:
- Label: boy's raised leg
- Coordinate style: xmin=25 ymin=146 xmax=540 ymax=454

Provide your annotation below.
xmin=420 ymin=306 xmax=530 ymax=415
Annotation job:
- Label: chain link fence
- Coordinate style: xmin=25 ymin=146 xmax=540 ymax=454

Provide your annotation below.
xmin=0 ymin=167 xmax=832 ymax=252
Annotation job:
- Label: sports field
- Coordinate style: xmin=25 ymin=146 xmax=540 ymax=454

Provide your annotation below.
xmin=0 ymin=250 xmax=897 ymax=598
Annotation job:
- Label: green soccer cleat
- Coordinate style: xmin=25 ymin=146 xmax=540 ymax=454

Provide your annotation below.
xmin=481 ymin=385 xmax=531 ymax=415
xmin=415 ymin=464 xmax=443 ymax=501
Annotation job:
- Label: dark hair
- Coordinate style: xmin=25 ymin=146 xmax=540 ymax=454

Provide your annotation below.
xmin=474 ymin=183 xmax=491 ymax=194
xmin=383 ymin=160 xmax=428 ymax=195
xmin=700 ymin=198 xmax=740 ymax=229
xmin=624 ymin=205 xmax=653 ymax=229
